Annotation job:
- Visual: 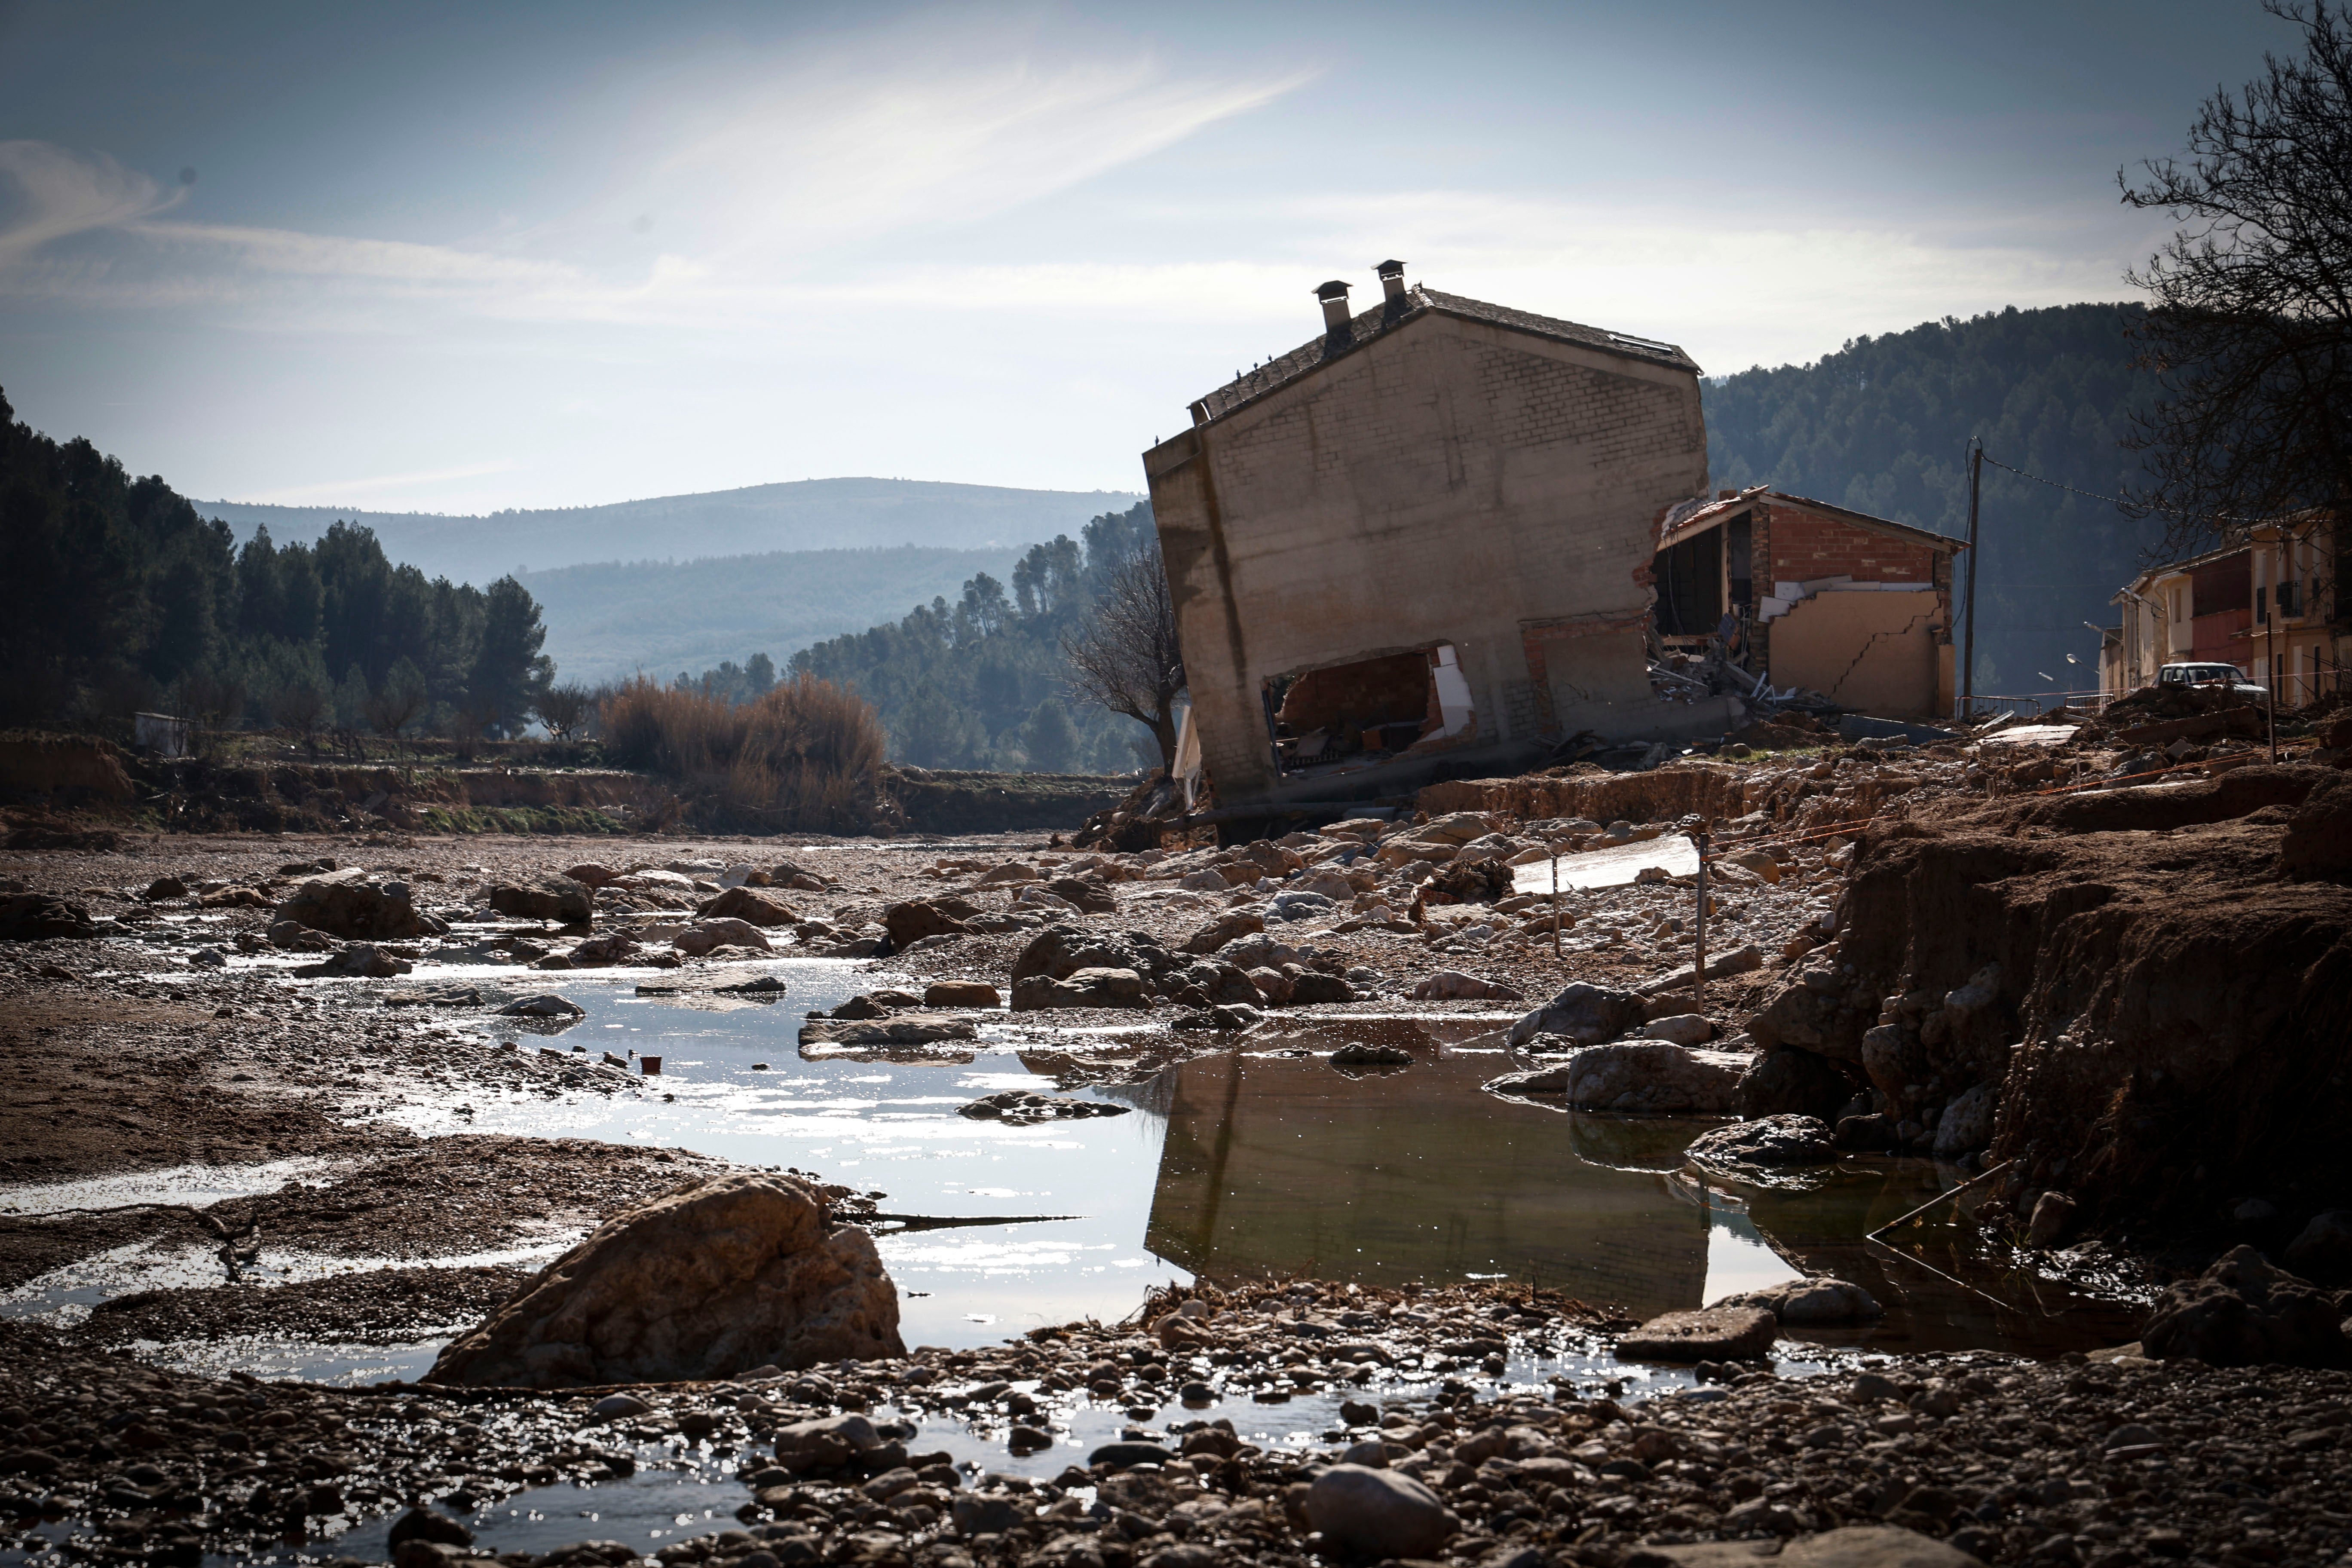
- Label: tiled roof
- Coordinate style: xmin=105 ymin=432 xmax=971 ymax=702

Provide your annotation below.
xmin=1659 ymin=487 xmax=1968 ymax=554
xmin=1189 ymin=287 xmax=1700 ymax=423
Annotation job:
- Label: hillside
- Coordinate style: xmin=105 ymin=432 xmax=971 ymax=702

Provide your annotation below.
xmin=196 ymin=477 xmax=1141 ymax=587
xmin=1704 ymin=303 xmax=2165 ymax=700
xmin=521 ymin=545 xmax=1022 ymax=688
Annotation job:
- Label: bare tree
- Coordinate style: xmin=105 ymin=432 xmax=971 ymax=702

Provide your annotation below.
xmin=2119 ymin=1 xmax=2352 ymax=559
xmin=1062 ymin=553 xmax=1186 ymax=772
xmin=270 ymin=679 xmax=330 ymax=759
xmin=363 ymin=661 xmax=428 ymax=766
xmin=535 ymin=682 xmax=592 ymax=741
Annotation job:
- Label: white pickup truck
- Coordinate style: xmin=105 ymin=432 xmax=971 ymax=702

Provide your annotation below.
xmin=2155 ymin=662 xmax=2268 ymax=698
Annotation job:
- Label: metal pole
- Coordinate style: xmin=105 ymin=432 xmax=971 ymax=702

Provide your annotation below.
xmin=1961 ymin=442 xmax=1982 ymax=723
xmin=1550 ymin=848 xmax=1561 ymax=959
xmin=2266 ymin=605 xmax=2279 ymax=764
xmin=1693 ymin=821 xmax=1710 ymax=1013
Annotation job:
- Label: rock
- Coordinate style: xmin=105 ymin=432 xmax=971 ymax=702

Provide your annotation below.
xmin=488 ymin=873 xmax=593 ymax=924
xmin=143 ymin=876 xmax=187 ymax=901
xmin=2141 ymin=1243 xmax=2352 ymax=1366
xmin=2027 ymin=1190 xmax=2076 ymax=1247
xmin=1647 ymin=1526 xmax=1986 ymax=1565
xmin=1834 ymin=1112 xmax=1897 ymax=1151
xmin=426 ymin=1172 xmax=904 ymax=1386
xmin=272 ymin=869 xmax=425 ymax=941
xmin=386 ymin=1507 xmax=473 ymax=1550
xmin=1331 ymin=1042 xmax=1412 ymax=1067
xmin=1182 ymin=910 xmax=1265 ymax=955
xmin=1641 ymin=1013 xmax=1716 ymax=1045
xmin=881 ymin=901 xmax=968 ymax=948
xmin=1088 ymin=1441 xmax=1176 ymax=1470
xmin=1487 ymin=1041 xmax=1747 ymax=1112
xmin=1931 ymin=1082 xmax=1997 ymax=1155
xmin=564 ymin=863 xmax=620 ymax=888
xmin=189 ymin=946 xmax=228 ymax=968
xmin=1684 ymin=1115 xmax=1834 ymax=1168
xmin=1507 ymin=981 xmax=1646 ymax=1047
xmin=960 ymin=1091 xmax=1128 ymax=1124
xmin=800 ymin=1013 xmax=978 ymax=1046
xmin=1735 ymin=1047 xmax=1856 ymax=1120
xmin=953 ymin=1493 xmax=1029 ymax=1535
xmin=293 ymin=943 xmax=415 ymax=979
xmin=589 ymin=1393 xmax=651 ymax=1419
xmin=701 ymin=887 xmax=801 ymax=927
xmin=567 ymin=933 xmax=641 ymax=967
xmin=1409 ymin=969 xmax=1523 ymax=1001
xmin=1717 ymin=1277 xmax=1884 ymax=1324
xmin=1044 ymin=876 xmax=1118 ymax=914
xmin=2284 ymin=1210 xmax=2352 ymax=1285
xmin=1617 ymin=1306 xmax=1779 ymax=1362
xmin=1302 ymin=1464 xmax=1455 ymax=1558
xmin=1011 ymin=967 xmax=1150 ymax=1011
xmin=497 ymin=994 xmax=585 ymax=1017
xmin=924 ymin=980 xmax=1001 ymax=1008
xmin=1287 ymin=971 xmax=1356 ymax=1004
xmin=674 ymin=918 xmax=774 ymax=957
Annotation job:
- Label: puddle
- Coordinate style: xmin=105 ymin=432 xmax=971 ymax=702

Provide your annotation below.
xmin=1512 ymin=834 xmax=1700 ymax=895
xmin=0 ymin=1156 xmax=336 ymax=1216
xmin=21 ymin=958 xmax=2143 ymax=1386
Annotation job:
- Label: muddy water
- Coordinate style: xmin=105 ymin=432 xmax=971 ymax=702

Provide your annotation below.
xmin=10 ymin=954 xmax=2142 ymax=1387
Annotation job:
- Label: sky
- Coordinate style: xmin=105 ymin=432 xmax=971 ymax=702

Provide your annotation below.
xmin=0 ymin=0 xmax=2300 ymax=514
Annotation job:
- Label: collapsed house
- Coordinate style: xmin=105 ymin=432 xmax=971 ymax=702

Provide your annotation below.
xmin=1142 ymin=264 xmax=1967 ymax=808
xmin=1143 ymin=263 xmax=1723 ymax=808
xmin=1652 ymin=486 xmax=1963 ymax=720
xmin=2104 ymin=513 xmax=2348 ymax=704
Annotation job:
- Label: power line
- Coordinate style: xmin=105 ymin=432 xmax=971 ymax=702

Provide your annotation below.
xmin=1975 ymin=449 xmax=2288 ymax=527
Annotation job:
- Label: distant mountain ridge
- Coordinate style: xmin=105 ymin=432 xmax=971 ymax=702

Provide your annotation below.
xmin=196 ymin=476 xmax=1141 ymax=586
xmin=519 ymin=544 xmax=1024 ymax=688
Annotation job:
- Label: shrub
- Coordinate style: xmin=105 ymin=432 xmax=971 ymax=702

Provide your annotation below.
xmin=597 ymin=674 xmax=883 ymax=833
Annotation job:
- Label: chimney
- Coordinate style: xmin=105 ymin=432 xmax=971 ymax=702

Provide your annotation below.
xmin=1376 ymin=259 xmax=1407 ymax=303
xmin=1315 ymin=279 xmax=1353 ymax=343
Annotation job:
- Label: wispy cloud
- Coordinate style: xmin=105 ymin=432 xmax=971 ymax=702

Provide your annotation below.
xmin=0 ymin=30 xmax=1311 ymax=328
xmin=0 ymin=140 xmax=184 ymax=266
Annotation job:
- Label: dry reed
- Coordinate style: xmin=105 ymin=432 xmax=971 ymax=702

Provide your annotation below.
xmin=598 ymin=675 xmax=885 ymax=833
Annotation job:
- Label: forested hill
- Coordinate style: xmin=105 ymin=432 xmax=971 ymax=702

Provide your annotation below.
xmin=1704 ymin=303 xmax=2165 ymax=699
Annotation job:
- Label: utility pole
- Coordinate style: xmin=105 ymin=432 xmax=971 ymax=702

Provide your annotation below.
xmin=2266 ymin=594 xmax=2279 ymax=764
xmin=1961 ymin=441 xmax=1982 ymax=724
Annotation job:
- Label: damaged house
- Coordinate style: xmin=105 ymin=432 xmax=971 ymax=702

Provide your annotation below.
xmin=1143 ymin=263 xmax=1721 ymax=808
xmin=1143 ymin=263 xmax=1967 ymax=807
xmin=1653 ymin=486 xmax=1963 ymax=720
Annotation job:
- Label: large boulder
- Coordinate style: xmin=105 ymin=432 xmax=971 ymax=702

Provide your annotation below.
xmin=1009 ymin=925 xmax=1169 ymax=988
xmin=2285 ymin=1211 xmax=2352 ymax=1285
xmin=2140 ymin=1244 xmax=2352 ymax=1367
xmin=1011 ymin=967 xmax=1150 ymax=1011
xmin=274 ymin=869 xmax=423 ymax=941
xmin=673 ymin=918 xmax=773 ymax=957
xmin=1617 ymin=1305 xmax=1778 ymax=1362
xmin=1715 ymin=1276 xmax=1883 ymax=1325
xmin=1301 ymin=1464 xmax=1457 ymax=1559
xmin=1684 ymin=1115 xmax=1834 ymax=1169
xmin=701 ymin=887 xmax=801 ymax=927
xmin=489 ymin=873 xmax=593 ymax=925
xmin=1181 ymin=910 xmax=1264 ymax=956
xmin=1044 ymin=876 xmax=1117 ymax=915
xmin=426 ymin=1173 xmax=903 ymax=1386
xmin=1488 ymin=1041 xmax=1747 ymax=1113
xmin=1506 ymin=981 xmax=1645 ymax=1047
xmin=0 ymin=894 xmax=95 ymax=942
xmin=880 ymin=900 xmax=968 ymax=948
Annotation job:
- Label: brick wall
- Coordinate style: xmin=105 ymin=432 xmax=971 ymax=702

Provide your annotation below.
xmin=1756 ymin=502 xmax=1942 ymax=587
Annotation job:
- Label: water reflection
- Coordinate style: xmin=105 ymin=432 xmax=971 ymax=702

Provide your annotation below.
xmin=1142 ymin=1021 xmax=1755 ymax=1316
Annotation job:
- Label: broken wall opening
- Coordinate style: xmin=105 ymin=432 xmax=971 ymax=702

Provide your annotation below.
xmin=1652 ymin=526 xmax=1723 ymax=637
xmin=1262 ymin=643 xmax=1474 ymax=777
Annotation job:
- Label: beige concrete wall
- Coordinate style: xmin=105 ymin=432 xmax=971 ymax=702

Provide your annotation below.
xmin=1144 ymin=313 xmax=1707 ymax=801
xmin=1770 ymin=590 xmax=1942 ymax=717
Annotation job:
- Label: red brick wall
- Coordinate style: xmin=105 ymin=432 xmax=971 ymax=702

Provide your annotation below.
xmin=1755 ymin=502 xmax=1942 ymax=587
